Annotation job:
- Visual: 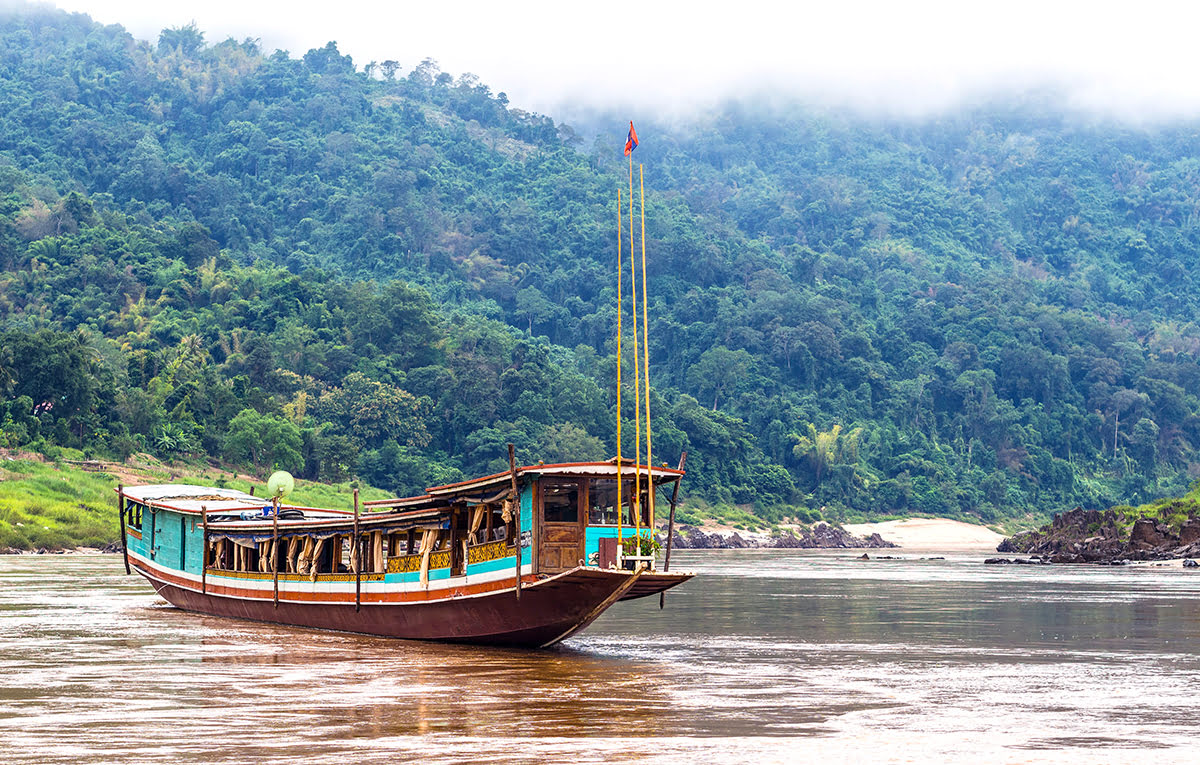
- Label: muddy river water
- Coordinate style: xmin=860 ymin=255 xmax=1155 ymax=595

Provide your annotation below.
xmin=2 ymin=550 xmax=1199 ymax=763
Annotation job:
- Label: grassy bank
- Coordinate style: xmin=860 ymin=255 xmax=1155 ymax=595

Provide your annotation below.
xmin=0 ymin=454 xmax=392 ymax=551
xmin=1109 ymin=482 xmax=1200 ymax=535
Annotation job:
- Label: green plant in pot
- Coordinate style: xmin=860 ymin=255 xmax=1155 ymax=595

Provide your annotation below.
xmin=621 ymin=533 xmax=661 ymax=557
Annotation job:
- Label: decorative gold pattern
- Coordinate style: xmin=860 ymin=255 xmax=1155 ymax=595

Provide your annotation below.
xmin=467 ymin=540 xmax=511 ymax=565
xmin=386 ymin=550 xmax=451 ymax=574
xmin=388 ymin=554 xmax=420 ymax=573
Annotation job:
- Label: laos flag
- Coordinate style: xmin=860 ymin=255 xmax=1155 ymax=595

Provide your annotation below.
xmin=624 ymin=121 xmax=639 ymax=156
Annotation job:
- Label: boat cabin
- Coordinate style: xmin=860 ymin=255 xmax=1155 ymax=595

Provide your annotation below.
xmin=119 ymin=461 xmax=680 ymax=592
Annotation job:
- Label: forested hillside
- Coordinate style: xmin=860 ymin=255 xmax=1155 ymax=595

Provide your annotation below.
xmin=2 ymin=6 xmax=1199 ymax=523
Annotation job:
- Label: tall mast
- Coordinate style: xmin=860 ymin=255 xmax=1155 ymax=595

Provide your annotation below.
xmin=628 ymin=153 xmax=642 ymax=542
xmin=615 ymin=189 xmax=623 ymax=547
xmin=639 ymin=164 xmax=654 ymax=531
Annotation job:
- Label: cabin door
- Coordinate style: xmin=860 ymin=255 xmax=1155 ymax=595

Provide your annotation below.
xmin=537 ymin=478 xmax=584 ymax=575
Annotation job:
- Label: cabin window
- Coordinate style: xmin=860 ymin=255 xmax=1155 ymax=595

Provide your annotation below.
xmin=542 ymin=479 xmax=580 ymax=523
xmin=127 ymin=502 xmax=143 ymax=531
xmin=587 ymin=480 xmax=650 ymax=526
xmin=587 ymin=479 xmax=632 ymax=525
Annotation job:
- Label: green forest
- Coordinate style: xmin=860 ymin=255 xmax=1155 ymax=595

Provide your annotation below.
xmin=2 ymin=6 xmax=1199 ymax=526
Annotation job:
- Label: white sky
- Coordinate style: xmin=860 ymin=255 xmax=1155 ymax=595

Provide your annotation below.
xmin=41 ymin=0 xmax=1200 ymax=120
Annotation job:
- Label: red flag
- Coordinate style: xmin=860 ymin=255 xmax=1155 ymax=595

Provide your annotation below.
xmin=624 ymin=121 xmax=639 ymax=156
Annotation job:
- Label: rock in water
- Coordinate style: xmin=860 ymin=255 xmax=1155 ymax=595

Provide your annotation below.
xmin=997 ymin=505 xmax=1200 ymax=564
xmin=670 ymin=522 xmax=898 ymax=550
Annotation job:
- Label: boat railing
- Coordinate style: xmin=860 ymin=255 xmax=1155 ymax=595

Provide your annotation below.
xmin=387 ymin=549 xmax=450 ymax=574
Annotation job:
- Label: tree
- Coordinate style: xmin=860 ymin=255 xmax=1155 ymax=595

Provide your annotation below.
xmin=315 ymin=372 xmax=430 ymax=449
xmin=687 ymin=347 xmax=754 ymax=410
xmin=793 ymin=423 xmax=864 ymax=488
xmin=223 ymin=409 xmax=302 ymax=473
xmin=158 ymin=23 xmax=205 ymax=55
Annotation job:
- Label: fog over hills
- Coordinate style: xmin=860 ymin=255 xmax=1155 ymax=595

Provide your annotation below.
xmin=45 ymin=0 xmax=1200 ymax=120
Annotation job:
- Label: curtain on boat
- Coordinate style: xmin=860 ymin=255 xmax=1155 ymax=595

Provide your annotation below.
xmin=372 ymin=531 xmax=384 ymax=573
xmin=418 ymin=528 xmax=437 ymax=588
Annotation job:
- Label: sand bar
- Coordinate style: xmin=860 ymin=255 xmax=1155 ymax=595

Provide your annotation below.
xmin=844 ymin=518 xmax=1004 ymax=550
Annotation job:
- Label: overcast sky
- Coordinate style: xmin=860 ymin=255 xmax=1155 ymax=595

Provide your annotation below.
xmin=43 ymin=0 xmax=1200 ymax=121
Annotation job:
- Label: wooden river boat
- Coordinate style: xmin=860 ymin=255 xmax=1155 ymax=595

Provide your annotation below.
xmin=118 ymin=459 xmax=692 ymax=648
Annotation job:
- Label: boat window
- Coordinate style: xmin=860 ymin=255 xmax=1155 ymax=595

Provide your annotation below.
xmin=587 ymin=479 xmax=652 ymax=526
xmin=542 ymin=479 xmax=579 ymax=523
xmin=126 ymin=501 xmax=143 ymax=530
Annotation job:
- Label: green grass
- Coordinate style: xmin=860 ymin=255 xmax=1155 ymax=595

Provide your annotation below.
xmin=0 ymin=460 xmax=120 ymax=549
xmin=0 ymin=459 xmax=394 ymax=551
xmin=1112 ymin=482 xmax=1200 ymax=535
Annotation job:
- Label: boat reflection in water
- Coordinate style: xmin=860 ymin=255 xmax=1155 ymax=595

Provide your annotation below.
xmin=118 ymin=458 xmax=691 ymax=647
xmin=190 ymin=626 xmax=684 ymax=741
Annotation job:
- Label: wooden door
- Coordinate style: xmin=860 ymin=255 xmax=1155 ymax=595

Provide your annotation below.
xmin=537 ymin=478 xmax=584 ymax=574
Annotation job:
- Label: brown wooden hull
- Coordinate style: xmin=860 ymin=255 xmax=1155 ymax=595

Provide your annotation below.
xmin=618 ymin=571 xmax=694 ymax=601
xmin=134 ymin=559 xmax=645 ymax=648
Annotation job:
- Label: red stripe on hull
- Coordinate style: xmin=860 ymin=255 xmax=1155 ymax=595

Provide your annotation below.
xmin=135 ymin=562 xmax=641 ymax=647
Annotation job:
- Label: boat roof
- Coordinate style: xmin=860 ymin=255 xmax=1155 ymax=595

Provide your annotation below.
xmin=119 ymin=483 xmax=445 ymax=530
xmin=121 ymin=484 xmax=266 ymax=513
xmin=122 ymin=460 xmax=684 ymax=517
xmin=364 ymin=460 xmax=683 ymax=508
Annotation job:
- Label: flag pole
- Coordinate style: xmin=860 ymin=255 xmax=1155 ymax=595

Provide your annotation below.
xmin=615 ymin=189 xmax=623 ymax=552
xmin=628 ymin=152 xmax=643 ymax=547
xmin=639 ymin=163 xmax=654 ymax=533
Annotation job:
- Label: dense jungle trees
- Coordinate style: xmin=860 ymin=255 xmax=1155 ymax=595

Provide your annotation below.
xmin=2 ymin=5 xmax=1200 ymax=522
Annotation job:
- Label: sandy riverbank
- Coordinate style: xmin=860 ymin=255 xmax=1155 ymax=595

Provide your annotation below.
xmin=843 ymin=518 xmax=1005 ymax=550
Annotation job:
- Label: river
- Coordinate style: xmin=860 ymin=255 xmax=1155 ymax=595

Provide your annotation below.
xmin=2 ymin=550 xmax=1199 ymax=763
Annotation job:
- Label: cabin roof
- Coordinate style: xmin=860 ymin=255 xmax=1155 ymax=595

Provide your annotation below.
xmin=121 ymin=484 xmax=265 ymax=513
xmin=363 ymin=461 xmax=684 ymax=507
xmin=123 ymin=460 xmax=684 ymax=515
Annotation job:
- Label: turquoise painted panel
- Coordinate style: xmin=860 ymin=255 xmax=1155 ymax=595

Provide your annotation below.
xmin=140 ymin=508 xmax=205 ymax=574
xmin=383 ymin=567 xmax=452 ymax=585
xmin=519 ymin=479 xmax=533 ymax=566
xmin=585 ymin=526 xmax=621 ymax=558
xmin=148 ymin=508 xmax=177 ymax=568
xmin=181 ymin=514 xmax=203 ymax=575
xmin=465 ymin=554 xmax=518 ymax=577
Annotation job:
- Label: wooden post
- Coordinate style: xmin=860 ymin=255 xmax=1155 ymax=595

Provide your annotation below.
xmin=660 ymin=451 xmax=687 ymax=610
xmin=509 ymin=443 xmax=521 ymax=601
xmin=201 ymin=504 xmax=208 ymax=594
xmin=272 ymin=497 xmax=280 ymax=609
xmin=117 ymin=484 xmax=130 ymax=575
xmin=353 ymin=488 xmax=361 ymax=612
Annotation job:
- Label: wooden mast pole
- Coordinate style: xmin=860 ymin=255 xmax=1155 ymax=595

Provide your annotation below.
xmin=639 ymin=163 xmax=654 ymax=533
xmin=616 ymin=189 xmax=624 ymax=552
xmin=272 ymin=497 xmax=280 ymax=609
xmin=117 ymin=484 xmax=130 ymax=575
xmin=659 ymin=452 xmax=687 ymax=610
xmin=353 ymin=488 xmax=361 ymax=613
xmin=509 ymin=444 xmax=521 ymax=600
xmin=201 ymin=504 xmax=208 ymax=594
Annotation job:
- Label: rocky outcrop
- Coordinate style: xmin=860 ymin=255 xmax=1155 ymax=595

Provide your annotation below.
xmin=669 ymin=522 xmax=897 ymax=550
xmin=997 ymin=505 xmax=1200 ymax=563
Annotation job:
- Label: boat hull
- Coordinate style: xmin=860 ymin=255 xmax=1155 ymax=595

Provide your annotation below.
xmin=618 ymin=571 xmax=693 ymax=600
xmin=132 ymin=557 xmax=652 ymax=648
